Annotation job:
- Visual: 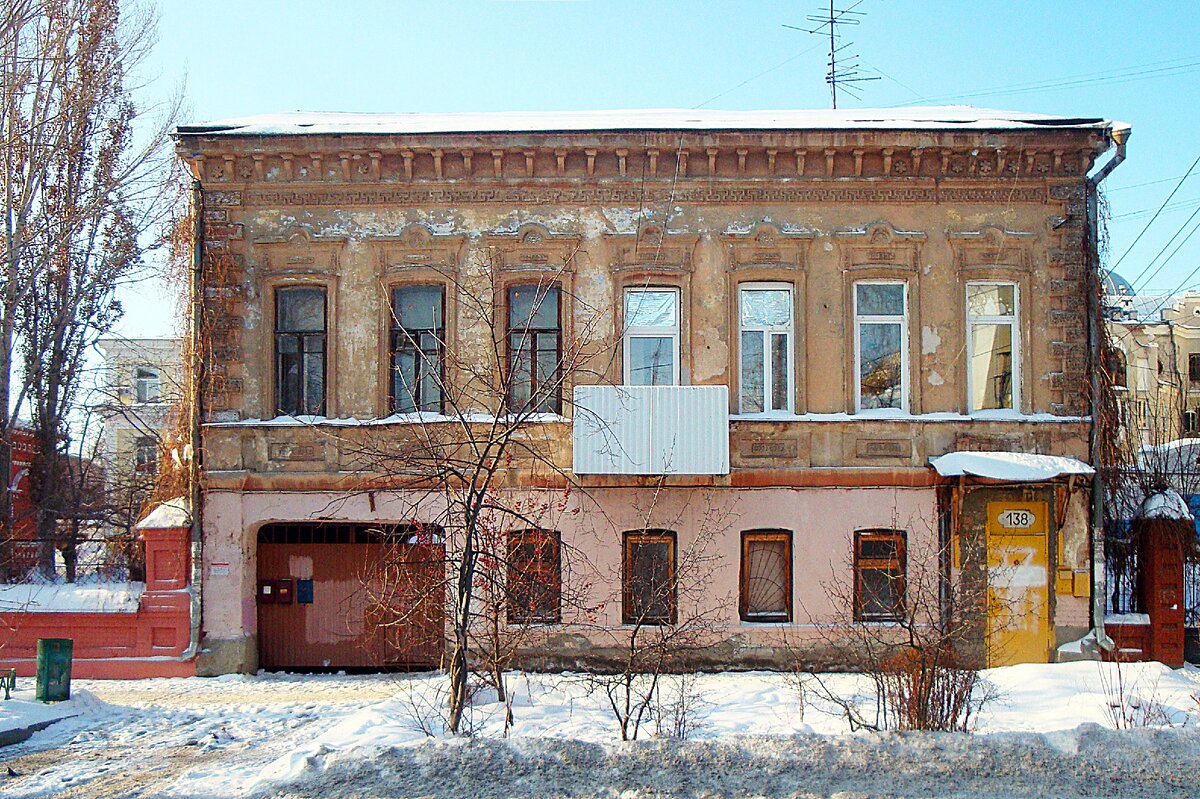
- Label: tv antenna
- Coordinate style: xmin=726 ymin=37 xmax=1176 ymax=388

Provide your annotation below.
xmin=784 ymin=0 xmax=879 ymax=109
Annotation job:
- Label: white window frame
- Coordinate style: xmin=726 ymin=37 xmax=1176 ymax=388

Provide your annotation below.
xmin=853 ymin=280 xmax=909 ymax=414
xmin=966 ymin=281 xmax=1020 ymax=413
xmin=623 ymin=287 xmax=681 ymax=386
xmin=738 ymin=282 xmax=793 ymax=415
xmin=135 ymin=366 xmax=161 ymax=404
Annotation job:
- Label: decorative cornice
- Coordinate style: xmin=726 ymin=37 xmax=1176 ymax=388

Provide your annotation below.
xmin=373 ymin=223 xmax=465 ymax=276
xmin=836 ymin=221 xmax=925 ymax=272
xmin=185 ymin=140 xmax=1100 ymax=186
xmin=721 ymin=223 xmax=813 ymax=271
xmin=605 ymin=223 xmax=699 ymax=274
xmin=482 ymin=223 xmax=582 ymax=272
xmin=947 ymin=225 xmax=1038 ymax=272
xmin=207 ymin=182 xmax=1051 ymax=209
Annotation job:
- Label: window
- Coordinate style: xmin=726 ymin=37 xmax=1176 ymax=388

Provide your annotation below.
xmin=739 ymin=284 xmax=793 ymax=414
xmin=854 ymin=530 xmax=906 ymax=622
xmin=507 ymin=529 xmax=561 ymax=623
xmin=623 ymin=288 xmax=679 ymax=386
xmin=507 ymin=283 xmax=561 ymax=414
xmin=966 ymin=283 xmax=1019 ymax=412
xmin=134 ymin=367 xmax=161 ymax=403
xmin=275 ymin=286 xmax=326 ymax=416
xmin=854 ymin=282 xmax=907 ymax=411
xmin=622 ymin=530 xmax=676 ymax=624
xmin=1107 ymin=348 xmax=1128 ymax=389
xmin=134 ymin=437 xmax=158 ymax=473
xmin=739 ymin=530 xmax=791 ymax=622
xmin=1186 ymin=411 xmax=1199 ymax=434
xmin=1189 ymin=353 xmax=1200 ymax=383
xmin=390 ymin=285 xmax=444 ymax=414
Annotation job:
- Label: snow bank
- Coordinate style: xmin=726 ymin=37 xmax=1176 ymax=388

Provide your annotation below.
xmin=0 ymin=581 xmax=144 ymax=613
xmin=178 ymin=107 xmax=1120 ymax=137
xmin=238 ymin=661 xmax=1200 ymax=796
xmin=1138 ymin=489 xmax=1194 ymax=521
xmin=930 ymin=451 xmax=1094 ymax=481
xmin=0 ymin=688 xmax=105 ymax=737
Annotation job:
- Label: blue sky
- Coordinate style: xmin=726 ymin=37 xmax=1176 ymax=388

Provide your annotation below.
xmin=118 ymin=0 xmax=1200 ymax=335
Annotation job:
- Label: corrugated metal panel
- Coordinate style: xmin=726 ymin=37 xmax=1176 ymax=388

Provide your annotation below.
xmin=573 ymin=385 xmax=729 ymax=475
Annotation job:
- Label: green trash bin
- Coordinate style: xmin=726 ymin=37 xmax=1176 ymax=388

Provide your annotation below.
xmin=35 ymin=638 xmax=73 ymax=702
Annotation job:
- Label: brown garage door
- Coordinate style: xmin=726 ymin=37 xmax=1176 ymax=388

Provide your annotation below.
xmin=257 ymin=523 xmax=445 ymax=671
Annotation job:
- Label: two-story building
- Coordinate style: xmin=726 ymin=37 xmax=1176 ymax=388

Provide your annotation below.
xmin=175 ymin=107 xmax=1127 ymax=675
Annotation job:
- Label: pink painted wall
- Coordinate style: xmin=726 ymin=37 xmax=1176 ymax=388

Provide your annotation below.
xmin=203 ymin=485 xmax=938 ymax=646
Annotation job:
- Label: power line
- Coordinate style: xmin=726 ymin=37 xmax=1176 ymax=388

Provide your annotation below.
xmin=1111 ymin=153 xmax=1200 ymax=274
xmin=1131 ymin=212 xmax=1200 ymax=292
xmin=1110 ymin=197 xmax=1200 ymax=221
xmin=693 ymin=42 xmax=826 ymax=109
xmin=1109 ymin=173 xmax=1200 ymax=193
xmin=888 ymin=56 xmax=1200 ymax=107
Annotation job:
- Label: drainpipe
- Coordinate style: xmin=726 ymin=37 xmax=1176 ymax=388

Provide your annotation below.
xmin=180 ymin=177 xmax=205 ymax=662
xmin=1087 ymin=124 xmax=1130 ymax=654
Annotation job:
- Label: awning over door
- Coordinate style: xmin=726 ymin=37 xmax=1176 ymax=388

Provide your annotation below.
xmin=929 ymin=451 xmax=1094 ymax=482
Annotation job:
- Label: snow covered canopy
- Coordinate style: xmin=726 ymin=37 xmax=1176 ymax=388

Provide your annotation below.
xmin=178 ymin=106 xmax=1125 ymax=137
xmin=929 ymin=452 xmax=1094 ymax=482
xmin=1137 ymin=489 xmax=1195 ymax=522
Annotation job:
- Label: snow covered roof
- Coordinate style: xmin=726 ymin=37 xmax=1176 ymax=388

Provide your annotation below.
xmin=1138 ymin=489 xmax=1195 ymax=522
xmin=929 ymin=452 xmax=1095 ymax=482
xmin=178 ymin=106 xmax=1123 ymax=137
xmin=137 ymin=497 xmax=191 ymax=530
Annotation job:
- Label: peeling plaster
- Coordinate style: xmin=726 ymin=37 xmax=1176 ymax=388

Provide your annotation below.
xmin=922 ymin=325 xmax=942 ymax=355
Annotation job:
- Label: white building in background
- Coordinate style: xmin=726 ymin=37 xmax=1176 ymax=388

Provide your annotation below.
xmin=94 ymin=337 xmax=184 ymax=521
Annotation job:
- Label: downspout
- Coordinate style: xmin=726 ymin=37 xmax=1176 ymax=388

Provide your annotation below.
xmin=181 ymin=177 xmax=205 ymax=662
xmin=1087 ymin=124 xmax=1130 ymax=653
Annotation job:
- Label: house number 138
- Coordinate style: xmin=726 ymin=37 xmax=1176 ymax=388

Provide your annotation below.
xmin=997 ymin=509 xmax=1035 ymax=529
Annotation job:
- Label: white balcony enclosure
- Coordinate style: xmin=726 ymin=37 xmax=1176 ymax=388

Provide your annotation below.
xmin=572 ymin=385 xmax=730 ymax=475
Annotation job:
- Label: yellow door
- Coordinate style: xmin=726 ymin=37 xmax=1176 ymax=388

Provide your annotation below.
xmin=985 ymin=501 xmax=1051 ymax=666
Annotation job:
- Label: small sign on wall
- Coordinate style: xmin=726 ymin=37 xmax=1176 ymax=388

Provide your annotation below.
xmin=210 ymin=562 xmax=230 ymax=577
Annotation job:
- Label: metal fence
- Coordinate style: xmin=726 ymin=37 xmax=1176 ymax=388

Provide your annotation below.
xmin=0 ymin=536 xmax=143 ymax=584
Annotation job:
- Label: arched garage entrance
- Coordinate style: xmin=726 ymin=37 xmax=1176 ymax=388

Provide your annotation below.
xmin=256 ymin=522 xmax=445 ymax=671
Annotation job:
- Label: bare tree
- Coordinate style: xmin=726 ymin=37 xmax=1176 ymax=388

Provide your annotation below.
xmin=327 ymin=255 xmax=607 ymax=734
xmin=579 ymin=484 xmax=730 ymax=741
xmin=795 ymin=517 xmax=997 ymax=733
xmin=1 ymin=0 xmax=178 ymax=577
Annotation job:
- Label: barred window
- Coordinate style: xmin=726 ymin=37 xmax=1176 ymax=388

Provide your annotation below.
xmin=739 ymin=530 xmax=791 ymax=622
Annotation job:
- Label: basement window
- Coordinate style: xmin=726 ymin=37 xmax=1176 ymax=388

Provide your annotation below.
xmin=739 ymin=530 xmax=792 ymax=622
xmin=623 ymin=530 xmax=676 ymax=625
xmin=854 ymin=530 xmax=906 ymax=622
xmin=507 ymin=529 xmax=561 ymax=624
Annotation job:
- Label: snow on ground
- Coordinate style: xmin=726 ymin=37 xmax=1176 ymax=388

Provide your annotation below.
xmin=0 ymin=663 xmax=1198 ymax=798
xmin=0 ymin=581 xmax=144 ymax=613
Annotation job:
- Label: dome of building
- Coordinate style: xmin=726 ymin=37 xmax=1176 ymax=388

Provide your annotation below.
xmin=1103 ymin=269 xmax=1134 ymax=296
